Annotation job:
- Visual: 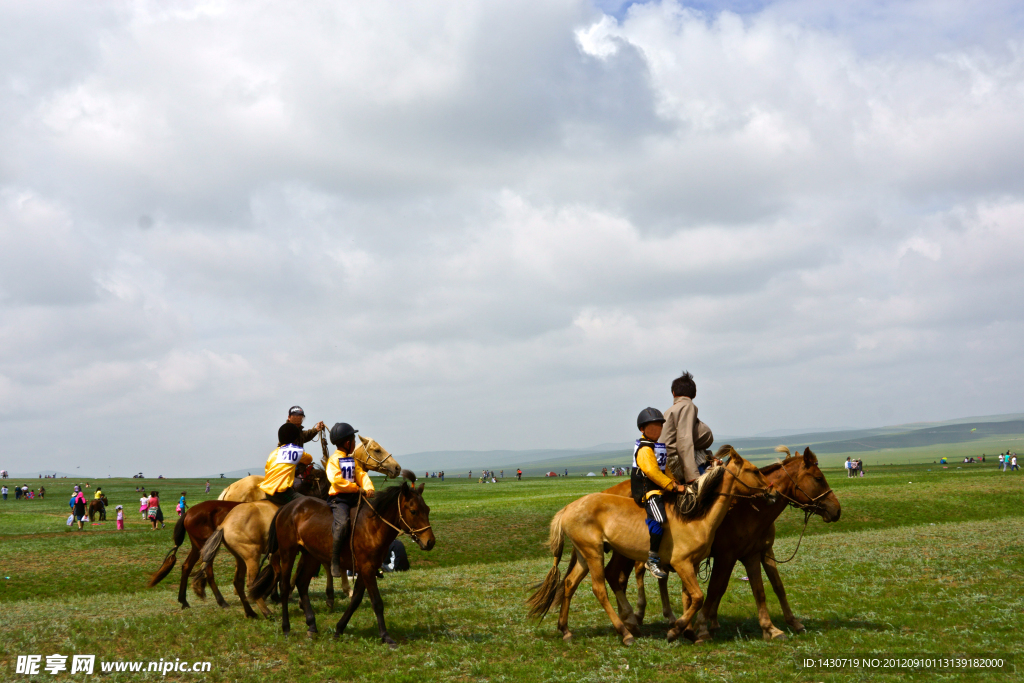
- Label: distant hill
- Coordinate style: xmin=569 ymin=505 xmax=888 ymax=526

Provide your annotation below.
xmin=3 ymin=470 xmax=80 ymax=480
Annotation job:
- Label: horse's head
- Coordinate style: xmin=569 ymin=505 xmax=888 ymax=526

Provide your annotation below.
xmin=355 ymin=436 xmax=403 ymax=479
xmin=774 ymin=447 xmax=841 ymax=522
xmin=719 ymin=445 xmax=778 ymax=505
xmin=398 ymin=471 xmax=434 ymax=551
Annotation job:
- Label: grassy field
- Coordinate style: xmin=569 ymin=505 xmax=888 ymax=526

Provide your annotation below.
xmin=1 ymin=461 xmax=1022 ymax=681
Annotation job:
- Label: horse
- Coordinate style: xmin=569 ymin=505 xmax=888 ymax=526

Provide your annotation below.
xmin=217 ymin=436 xmax=402 ymax=501
xmin=145 ymin=468 xmax=329 ymax=611
xmin=601 ymin=446 xmax=841 ymax=642
xmin=247 ymin=472 xmax=435 ymax=647
xmin=88 ymin=495 xmax=108 ymax=521
xmin=527 ymin=446 xmax=776 ymax=645
xmin=192 ymin=437 xmax=401 ymax=617
xmin=148 ymin=436 xmax=400 ymax=610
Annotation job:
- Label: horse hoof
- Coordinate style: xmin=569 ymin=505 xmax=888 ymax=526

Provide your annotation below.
xmin=180 ymin=604 xmax=190 ymax=610
xmin=562 ymin=631 xmax=573 ymax=643
xmin=766 ymin=630 xmax=787 ymax=642
xmin=683 ymin=629 xmax=697 ymax=643
xmin=383 ymin=637 xmax=398 ymax=649
xmin=622 ymin=634 xmax=634 ymax=647
xmin=666 ymin=628 xmax=679 ymax=643
xmin=791 ymin=622 xmax=806 ymax=634
xmin=306 ymin=631 xmax=317 ymax=639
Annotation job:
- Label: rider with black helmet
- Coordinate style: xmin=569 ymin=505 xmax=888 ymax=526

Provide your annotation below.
xmin=325 ymin=422 xmax=375 ymax=578
xmin=631 ymin=407 xmax=688 ymax=580
xmin=258 ymin=422 xmax=313 ymax=505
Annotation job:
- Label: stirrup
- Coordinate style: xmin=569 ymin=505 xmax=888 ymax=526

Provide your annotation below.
xmin=645 ymin=558 xmax=668 ymax=580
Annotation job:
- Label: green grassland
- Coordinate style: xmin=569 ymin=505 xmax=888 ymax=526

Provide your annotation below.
xmin=1 ymin=460 xmax=1022 ymax=682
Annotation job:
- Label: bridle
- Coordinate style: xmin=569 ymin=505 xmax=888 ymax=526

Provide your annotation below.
xmin=360 ymin=488 xmax=432 ymax=546
xmin=718 ymin=461 xmax=776 ymax=501
xmin=356 ymin=440 xmax=399 ymax=479
xmin=774 ymin=460 xmax=834 ymax=514
xmin=767 ymin=459 xmax=836 ymax=564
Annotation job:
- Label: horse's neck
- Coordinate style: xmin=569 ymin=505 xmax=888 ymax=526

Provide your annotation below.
xmin=702 ymin=470 xmax=741 ymax=529
xmin=764 ymin=462 xmax=801 ymax=516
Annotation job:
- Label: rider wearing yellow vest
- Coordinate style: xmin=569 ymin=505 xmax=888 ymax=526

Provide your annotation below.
xmin=631 ymin=407 xmax=688 ymax=580
xmin=325 ymin=422 xmax=374 ymax=577
xmin=259 ymin=423 xmax=313 ymax=504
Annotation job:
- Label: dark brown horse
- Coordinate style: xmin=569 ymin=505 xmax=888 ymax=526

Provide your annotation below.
xmin=602 ymin=446 xmax=840 ymax=641
xmin=88 ymin=495 xmax=108 ymax=521
xmin=248 ymin=473 xmax=435 ymax=647
xmin=146 ymin=467 xmax=330 ymax=610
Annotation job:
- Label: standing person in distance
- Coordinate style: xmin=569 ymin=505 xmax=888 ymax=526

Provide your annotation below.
xmin=631 ymin=407 xmax=688 ymax=580
xmin=325 ymin=422 xmax=375 ymax=578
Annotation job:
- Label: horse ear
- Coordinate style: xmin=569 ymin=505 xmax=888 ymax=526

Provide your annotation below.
xmin=803 ymin=447 xmax=818 ymax=466
xmin=359 ymin=435 xmax=369 ymax=445
xmin=416 ymin=483 xmax=424 ymax=495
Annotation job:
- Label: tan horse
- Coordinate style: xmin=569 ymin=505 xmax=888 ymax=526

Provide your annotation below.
xmin=527 ymin=446 xmax=776 ymax=645
xmin=217 ymin=436 xmax=402 ymax=501
xmin=198 ymin=436 xmax=402 ymax=617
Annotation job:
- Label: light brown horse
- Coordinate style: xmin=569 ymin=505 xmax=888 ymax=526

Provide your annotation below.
xmin=602 ymin=446 xmax=841 ymax=641
xmin=527 ymin=446 xmax=776 ymax=645
xmin=248 ymin=473 xmax=435 ymax=647
xmin=195 ymin=436 xmax=401 ymax=617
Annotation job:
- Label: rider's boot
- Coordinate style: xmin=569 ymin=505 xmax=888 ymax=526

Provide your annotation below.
xmin=645 ymin=552 xmax=668 ymax=580
xmin=331 ymin=524 xmax=349 ymax=578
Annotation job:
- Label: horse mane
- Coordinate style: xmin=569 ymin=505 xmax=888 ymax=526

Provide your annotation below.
xmin=668 ymin=465 xmax=725 ymax=519
xmin=368 ymin=483 xmax=407 ymax=516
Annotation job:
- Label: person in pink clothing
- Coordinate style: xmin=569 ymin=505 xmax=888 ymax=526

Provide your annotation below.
xmin=115 ymin=505 xmax=124 ymax=531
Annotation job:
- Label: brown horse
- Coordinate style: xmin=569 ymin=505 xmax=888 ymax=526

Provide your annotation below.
xmin=146 ymin=466 xmax=329 ymax=610
xmin=602 ymin=446 xmax=841 ymax=641
xmin=88 ymin=495 xmax=108 ymax=521
xmin=527 ymin=447 xmax=776 ymax=645
xmin=248 ymin=473 xmax=435 ymax=647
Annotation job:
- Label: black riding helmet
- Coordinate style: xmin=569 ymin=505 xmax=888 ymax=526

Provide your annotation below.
xmin=636 ymin=407 xmax=666 ymax=431
xmin=278 ymin=422 xmax=302 ymax=445
xmin=330 ymin=422 xmax=359 ymax=447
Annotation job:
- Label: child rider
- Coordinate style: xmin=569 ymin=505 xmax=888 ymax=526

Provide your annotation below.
xmin=631 ymin=407 xmax=688 ymax=580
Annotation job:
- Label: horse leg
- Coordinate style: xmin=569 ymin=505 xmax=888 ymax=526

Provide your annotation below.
xmin=666 ymin=560 xmax=703 ymax=643
xmin=335 ymin=577 xmax=366 ymax=637
xmin=556 ymin=555 xmax=590 ymax=643
xmin=580 ymin=547 xmax=634 ymax=646
xmin=361 ymin=573 xmax=397 ymax=648
xmin=741 ymin=554 xmax=785 ymax=641
xmin=177 ymin=543 xmax=200 ymax=609
xmin=205 ymin=560 xmax=229 ymax=608
xmin=633 ymin=562 xmax=648 ymax=626
xmin=232 ymin=556 xmax=259 ymax=619
xmin=762 ymin=549 xmax=804 ymax=634
xmin=325 ymin=571 xmax=335 ymax=611
xmin=241 ymin=553 xmax=272 ymax=618
xmin=695 ymin=558 xmax=733 ymax=644
xmin=279 ymin=549 xmax=297 ymax=635
xmin=295 ymin=550 xmax=319 ymax=636
xmin=605 ymin=553 xmax=639 ymax=634
xmin=657 ymin=574 xmax=677 ymax=623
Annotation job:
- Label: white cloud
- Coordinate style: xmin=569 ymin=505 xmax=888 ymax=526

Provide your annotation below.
xmin=0 ymin=0 xmax=1022 ymax=475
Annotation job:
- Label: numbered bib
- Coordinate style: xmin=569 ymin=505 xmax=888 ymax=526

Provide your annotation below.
xmin=632 ymin=440 xmax=667 ymax=472
xmin=336 ymin=455 xmax=355 ymax=482
xmin=275 ymin=445 xmax=304 ymax=465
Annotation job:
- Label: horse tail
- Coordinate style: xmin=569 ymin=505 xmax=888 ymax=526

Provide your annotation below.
xmin=527 ymin=506 xmax=569 ymax=619
xmin=197 ymin=528 xmax=224 ymax=570
xmin=248 ymin=564 xmax=277 ymax=602
xmin=146 ymin=515 xmax=187 ymax=587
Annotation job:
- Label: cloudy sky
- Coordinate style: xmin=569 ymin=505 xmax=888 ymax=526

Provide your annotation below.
xmin=2 ymin=0 xmax=1023 ymax=476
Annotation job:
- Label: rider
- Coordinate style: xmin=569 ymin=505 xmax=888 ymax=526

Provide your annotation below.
xmin=631 ymin=407 xmax=688 ymax=580
xmin=284 ymin=406 xmax=327 ymax=446
xmin=661 ymin=371 xmax=714 ymax=485
xmin=325 ymin=422 xmax=375 ymax=578
xmin=258 ymin=423 xmax=314 ymax=505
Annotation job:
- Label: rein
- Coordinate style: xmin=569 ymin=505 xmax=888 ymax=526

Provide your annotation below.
xmin=716 ymin=465 xmax=775 ymax=500
xmin=360 ymin=490 xmax=431 ymax=545
xmin=767 ymin=460 xmax=834 ymax=564
xmin=356 ymin=440 xmax=397 ymax=479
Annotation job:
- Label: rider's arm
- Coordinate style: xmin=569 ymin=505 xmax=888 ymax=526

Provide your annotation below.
xmin=635 ymin=445 xmax=675 ymax=491
xmin=355 ymin=462 xmax=374 ymax=494
xmin=675 ymin=401 xmax=699 ymax=483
